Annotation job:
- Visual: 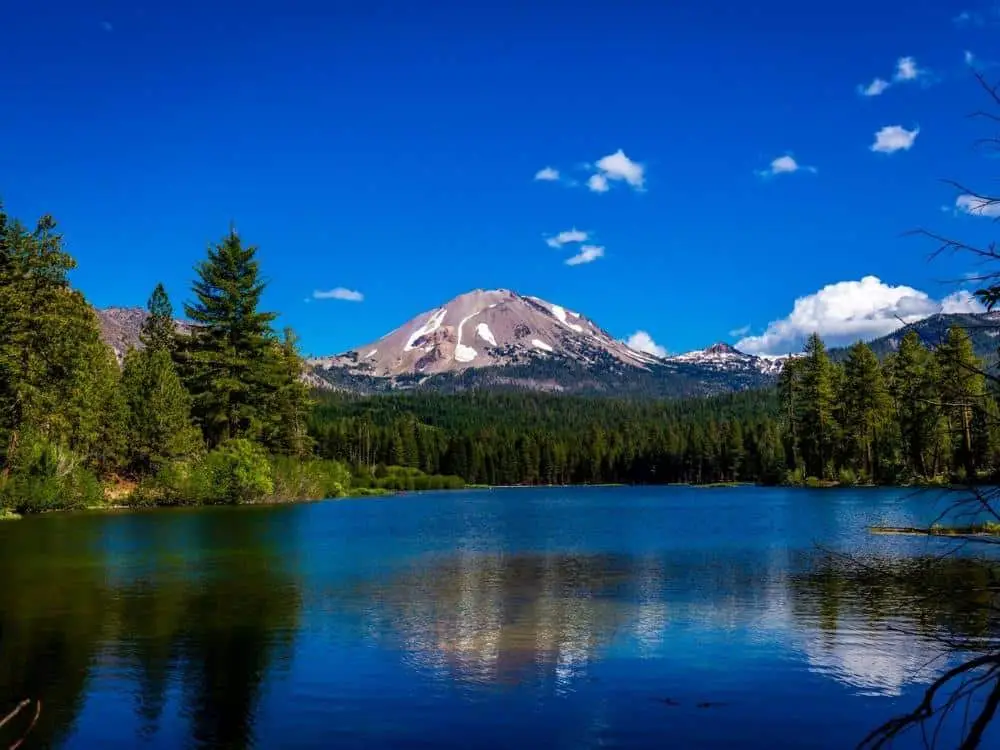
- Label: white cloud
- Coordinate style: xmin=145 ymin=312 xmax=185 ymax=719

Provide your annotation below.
xmin=586 ymin=173 xmax=609 ymax=193
xmin=545 ymin=228 xmax=589 ymax=248
xmin=756 ymin=154 xmax=816 ymax=177
xmin=859 ymin=77 xmax=891 ymax=97
xmin=565 ymin=245 xmax=604 ymax=266
xmin=965 ymin=50 xmax=976 ymax=65
xmin=894 ymin=56 xmax=920 ymax=81
xmin=625 ymin=331 xmax=667 ymax=358
xmin=313 ymin=287 xmax=364 ymax=302
xmin=729 ymin=324 xmax=752 ymax=337
xmin=594 ymin=149 xmax=645 ymax=189
xmin=735 ymin=275 xmax=984 ymax=356
xmin=941 ymin=290 xmax=987 ymax=314
xmin=870 ymin=125 xmax=919 ymax=154
xmin=956 ymin=194 xmax=1000 ymax=217
xmin=534 ymin=166 xmax=559 ymax=181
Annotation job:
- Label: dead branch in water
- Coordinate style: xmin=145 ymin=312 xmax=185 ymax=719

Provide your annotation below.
xmin=0 ymin=699 xmax=41 ymax=750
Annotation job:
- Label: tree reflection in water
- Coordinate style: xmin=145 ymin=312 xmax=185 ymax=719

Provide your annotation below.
xmin=791 ymin=551 xmax=1000 ymax=748
xmin=0 ymin=509 xmax=301 ymax=749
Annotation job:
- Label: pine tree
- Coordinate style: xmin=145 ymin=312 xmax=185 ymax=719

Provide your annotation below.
xmin=121 ymin=348 xmax=202 ymax=474
xmin=0 ymin=208 xmax=116 ymax=473
xmin=936 ymin=327 xmax=987 ymax=478
xmin=886 ymin=332 xmax=939 ymax=478
xmin=180 ymin=229 xmax=280 ymax=447
xmin=841 ymin=342 xmax=892 ymax=481
xmin=263 ymin=328 xmax=314 ymax=456
xmin=796 ymin=333 xmax=838 ymax=479
xmin=140 ymin=282 xmax=176 ymax=353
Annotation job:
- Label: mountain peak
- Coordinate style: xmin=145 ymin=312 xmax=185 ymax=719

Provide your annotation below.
xmin=310 ymin=288 xmax=662 ymax=377
xmin=705 ymin=342 xmax=740 ymax=355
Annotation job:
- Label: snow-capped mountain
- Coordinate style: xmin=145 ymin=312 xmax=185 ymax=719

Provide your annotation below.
xmin=667 ymin=342 xmax=787 ymax=376
xmin=310 ymin=289 xmax=663 ymax=377
xmin=310 ymin=289 xmax=784 ymax=397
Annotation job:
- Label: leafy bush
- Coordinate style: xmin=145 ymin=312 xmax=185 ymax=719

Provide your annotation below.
xmin=0 ymin=438 xmax=103 ymax=514
xmin=837 ymin=467 xmax=858 ymax=486
xmin=785 ymin=467 xmax=806 ymax=486
xmin=271 ymin=457 xmax=351 ymax=501
xmin=196 ymin=439 xmax=274 ymax=504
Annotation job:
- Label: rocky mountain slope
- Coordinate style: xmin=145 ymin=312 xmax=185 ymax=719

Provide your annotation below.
xmin=310 ymin=290 xmax=784 ymax=397
xmin=96 ymin=307 xmax=194 ymax=363
xmin=95 ymin=307 xmax=331 ymax=389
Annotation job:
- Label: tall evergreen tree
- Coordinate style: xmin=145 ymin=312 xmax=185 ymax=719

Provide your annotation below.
xmin=840 ymin=342 xmax=892 ymax=480
xmin=936 ymin=326 xmax=987 ymax=477
xmin=179 ymin=229 xmax=280 ymax=448
xmin=140 ymin=282 xmax=176 ymax=353
xmin=121 ymin=348 xmax=202 ymax=475
xmin=263 ymin=328 xmax=314 ymax=456
xmin=0 ymin=208 xmax=115 ymax=473
xmin=796 ymin=333 xmax=838 ymax=479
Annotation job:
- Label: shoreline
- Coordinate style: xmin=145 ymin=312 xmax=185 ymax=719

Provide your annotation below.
xmin=4 ymin=481 xmax=995 ymax=521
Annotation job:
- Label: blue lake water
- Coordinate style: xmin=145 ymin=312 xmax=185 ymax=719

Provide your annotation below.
xmin=1 ymin=486 xmax=998 ymax=749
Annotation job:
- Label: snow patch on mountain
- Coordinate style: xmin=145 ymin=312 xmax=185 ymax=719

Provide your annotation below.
xmin=454 ymin=310 xmax=480 ymax=363
xmin=476 ymin=323 xmax=497 ymax=346
xmin=550 ymin=303 xmax=585 ymax=333
xmin=532 ymin=339 xmax=554 ymax=352
xmin=404 ymin=308 xmax=447 ymax=352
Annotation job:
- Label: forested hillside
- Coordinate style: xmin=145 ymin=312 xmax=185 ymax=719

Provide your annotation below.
xmin=310 ymin=329 xmax=1000 ymax=486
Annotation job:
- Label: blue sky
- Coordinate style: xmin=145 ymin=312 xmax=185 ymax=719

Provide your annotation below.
xmin=2 ymin=0 xmax=999 ymax=357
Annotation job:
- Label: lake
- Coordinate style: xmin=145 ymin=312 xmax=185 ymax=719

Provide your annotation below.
xmin=1 ymin=486 xmax=998 ymax=749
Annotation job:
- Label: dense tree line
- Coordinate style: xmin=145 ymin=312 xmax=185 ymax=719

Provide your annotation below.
xmin=311 ymin=327 xmax=1000 ymax=487
xmin=0 ymin=205 xmax=343 ymax=513
xmin=310 ymin=390 xmax=786 ymax=485
xmin=780 ymin=330 xmax=999 ymax=484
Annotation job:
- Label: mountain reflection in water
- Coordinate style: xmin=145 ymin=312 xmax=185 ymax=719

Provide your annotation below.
xmin=352 ymin=549 xmax=1000 ymax=701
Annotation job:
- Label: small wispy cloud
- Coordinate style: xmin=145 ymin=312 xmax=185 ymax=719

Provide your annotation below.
xmin=545 ymin=228 xmax=589 ymax=248
xmin=534 ymin=166 xmax=559 ymax=181
xmin=871 ymin=125 xmax=919 ymax=154
xmin=755 ymin=154 xmax=816 ymax=178
xmin=859 ymin=77 xmax=891 ymax=97
xmin=101 ymin=20 xmax=114 ymax=32
xmin=625 ymin=331 xmax=667 ymax=358
xmin=857 ymin=56 xmax=926 ymax=96
xmin=313 ymin=287 xmax=364 ymax=302
xmin=956 ymin=194 xmax=1000 ymax=218
xmin=729 ymin=324 xmax=752 ymax=338
xmin=894 ymin=56 xmax=921 ymax=81
xmin=953 ymin=9 xmax=985 ymax=26
xmin=565 ymin=245 xmax=605 ymax=266
xmin=586 ymin=173 xmax=609 ymax=193
xmin=965 ymin=50 xmax=976 ymax=66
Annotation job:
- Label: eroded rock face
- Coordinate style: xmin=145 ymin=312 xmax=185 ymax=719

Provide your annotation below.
xmin=309 ymin=289 xmax=664 ymax=378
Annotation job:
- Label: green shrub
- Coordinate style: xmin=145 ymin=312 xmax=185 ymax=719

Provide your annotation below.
xmin=271 ymin=457 xmax=351 ymax=501
xmin=0 ymin=438 xmax=102 ymax=514
xmin=196 ymin=439 xmax=274 ymax=504
xmin=785 ymin=467 xmax=806 ymax=486
xmin=838 ymin=467 xmax=858 ymax=486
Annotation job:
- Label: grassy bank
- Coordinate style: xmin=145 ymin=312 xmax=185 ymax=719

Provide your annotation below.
xmin=1 ymin=439 xmax=465 ymax=515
